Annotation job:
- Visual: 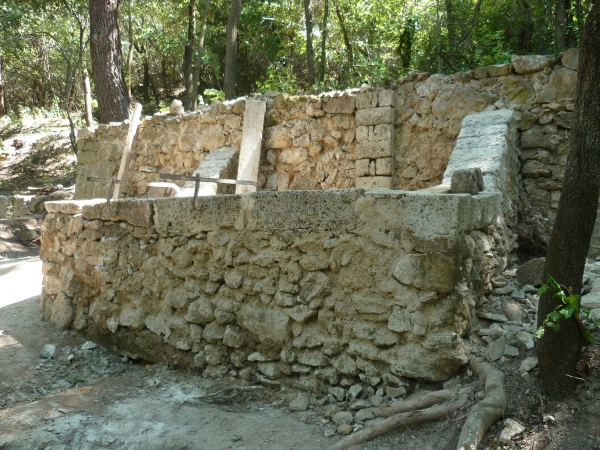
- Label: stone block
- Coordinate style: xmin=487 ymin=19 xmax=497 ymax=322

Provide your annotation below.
xmin=0 ymin=196 xmax=11 ymax=219
xmin=355 ymin=107 xmax=393 ymax=126
xmin=324 ymin=95 xmax=356 ymax=114
xmin=561 ymin=48 xmax=579 ymax=71
xmin=375 ymin=158 xmax=393 ymax=176
xmin=83 ymin=198 xmax=153 ymax=228
xmin=356 ymin=177 xmax=392 ymax=189
xmin=486 ymin=64 xmax=513 ymax=77
xmin=554 ymin=111 xmax=573 ymax=128
xmin=378 ymin=90 xmax=395 ymax=107
xmin=356 ymin=140 xmax=391 ymax=159
xmin=356 ymin=91 xmax=378 ymax=109
xmin=511 ymin=54 xmax=555 ymax=74
xmin=238 ymin=305 xmax=291 ymax=344
xmin=535 ymin=66 xmax=577 ymax=103
xmin=450 ymin=168 xmax=484 ymax=194
xmin=356 ymin=159 xmax=370 ymax=177
xmin=392 ymin=253 xmax=458 ymax=293
xmin=372 ymin=124 xmax=392 ymax=141
xmin=473 ymin=67 xmax=488 ymax=79
xmin=516 ymin=257 xmax=545 ymax=286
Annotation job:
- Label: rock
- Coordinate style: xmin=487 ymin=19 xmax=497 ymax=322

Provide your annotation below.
xmin=477 ymin=312 xmax=508 ymax=323
xmin=355 ymin=408 xmax=377 ymax=422
xmin=337 ymin=424 xmax=353 ymax=435
xmin=561 ymin=48 xmax=579 ymax=71
xmin=369 ymin=395 xmax=385 ymax=407
xmin=504 ymin=345 xmax=519 ymax=357
xmin=324 ymin=429 xmax=336 ymax=438
xmin=520 ymin=356 xmax=539 ymax=372
xmin=328 ymin=386 xmax=346 ymax=402
xmin=385 ymin=386 xmax=406 ymax=398
xmin=169 ymin=100 xmax=184 ymax=115
xmin=484 ymin=335 xmax=506 ymax=362
xmin=81 ymin=341 xmax=97 ymax=350
xmin=17 ymin=229 xmax=39 ymax=243
xmin=289 ymin=392 xmax=310 ymax=411
xmin=40 ymin=344 xmax=56 ymax=359
xmin=493 ymin=285 xmax=515 ymax=296
xmin=349 ymin=399 xmax=371 ymax=410
xmin=516 ymin=331 xmax=535 ymax=349
xmin=511 ymin=54 xmax=555 ymax=74
xmin=332 ymin=410 xmax=354 ymax=425
xmin=450 ymin=168 xmax=484 ymax=195
xmin=517 ymin=258 xmax=546 ymax=286
xmin=491 ymin=276 xmax=508 ymax=288
xmin=502 ymin=298 xmax=524 ymax=322
xmin=348 ymin=384 xmax=363 ymax=399
xmin=499 ymin=418 xmax=525 ymax=443
xmin=536 ymin=66 xmax=577 ymax=103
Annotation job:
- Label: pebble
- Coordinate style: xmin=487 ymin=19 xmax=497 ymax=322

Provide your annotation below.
xmin=332 ymin=410 xmax=353 ymax=425
xmin=484 ymin=335 xmax=506 ymax=361
xmin=81 ymin=341 xmax=97 ymax=350
xmin=40 ymin=344 xmax=56 ymax=359
xmin=516 ymin=331 xmax=535 ymax=349
xmin=504 ymin=345 xmax=519 ymax=357
xmin=499 ymin=418 xmax=525 ymax=443
xmin=385 ymin=386 xmax=406 ymax=398
xmin=477 ymin=312 xmax=508 ymax=323
xmin=519 ymin=356 xmax=538 ymax=372
xmin=369 ymin=395 xmax=385 ymax=407
xmin=324 ymin=429 xmax=336 ymax=438
xmin=348 ymin=384 xmax=363 ymax=399
xmin=289 ymin=392 xmax=310 ymax=411
xmin=355 ymin=408 xmax=377 ymax=422
xmin=349 ymin=399 xmax=371 ymax=410
xmin=337 ymin=424 xmax=353 ymax=435
xmin=328 ymin=386 xmax=345 ymax=402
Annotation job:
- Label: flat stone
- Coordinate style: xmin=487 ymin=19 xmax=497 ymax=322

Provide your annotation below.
xmin=516 ymin=258 xmax=546 ymax=286
xmin=328 ymin=386 xmax=346 ymax=402
xmin=81 ymin=341 xmax=97 ymax=350
xmin=520 ymin=356 xmax=538 ymax=372
xmin=511 ymin=54 xmax=555 ymax=74
xmin=40 ymin=344 xmax=56 ymax=359
xmin=493 ymin=285 xmax=515 ymax=296
xmin=477 ymin=312 xmax=508 ymax=323
xmin=369 ymin=395 xmax=385 ymax=407
xmin=499 ymin=418 xmax=525 ymax=443
xmin=561 ymin=48 xmax=579 ymax=71
xmin=504 ymin=345 xmax=519 ymax=357
xmin=332 ymin=410 xmax=353 ymax=425
xmin=289 ymin=392 xmax=310 ymax=411
xmin=337 ymin=424 xmax=353 ymax=435
xmin=491 ymin=276 xmax=508 ymax=288
xmin=385 ymin=386 xmax=406 ymax=398
xmin=355 ymin=408 xmax=377 ymax=422
xmin=484 ymin=335 xmax=506 ymax=362
xmin=348 ymin=384 xmax=363 ymax=399
xmin=516 ymin=331 xmax=535 ymax=349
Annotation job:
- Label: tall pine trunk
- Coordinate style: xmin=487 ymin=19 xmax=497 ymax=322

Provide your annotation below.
xmin=191 ymin=0 xmax=211 ymax=110
xmin=538 ymin=1 xmax=600 ymax=399
xmin=126 ymin=0 xmax=134 ymax=99
xmin=89 ymin=0 xmax=130 ymax=123
xmin=319 ymin=0 xmax=329 ymax=83
xmin=183 ymin=0 xmax=197 ymax=110
xmin=304 ymin=0 xmax=315 ymax=85
xmin=555 ymin=0 xmax=568 ymax=51
xmin=224 ymin=0 xmax=241 ymax=100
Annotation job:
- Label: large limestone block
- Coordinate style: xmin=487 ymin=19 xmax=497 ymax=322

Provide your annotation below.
xmin=356 ymin=177 xmax=391 ymax=189
xmin=386 ymin=342 xmax=469 ymax=381
xmin=511 ymin=54 xmax=555 ymax=74
xmin=392 ymin=253 xmax=458 ymax=293
xmin=153 ymin=195 xmax=243 ymax=236
xmin=535 ymin=66 xmax=577 ymax=103
xmin=83 ymin=198 xmax=153 ymax=228
xmin=431 ymin=85 xmax=498 ymax=120
xmin=355 ymin=107 xmax=393 ymax=126
xmin=500 ymin=77 xmax=536 ymax=105
xmin=45 ymin=199 xmax=104 ymax=215
xmin=356 ymin=140 xmax=392 ymax=159
xmin=450 ymin=168 xmax=484 ymax=195
xmin=49 ymin=292 xmax=75 ymax=330
xmin=561 ymin=48 xmax=579 ymax=71
xmin=324 ymin=95 xmax=356 ymax=114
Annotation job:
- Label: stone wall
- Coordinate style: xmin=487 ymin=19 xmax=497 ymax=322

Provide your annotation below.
xmin=40 ymin=189 xmax=507 ymax=387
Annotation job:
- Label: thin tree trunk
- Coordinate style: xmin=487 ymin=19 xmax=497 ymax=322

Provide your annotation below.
xmin=304 ymin=0 xmax=315 ymax=85
xmin=445 ymin=0 xmax=456 ymax=69
xmin=83 ymin=69 xmax=94 ymax=127
xmin=538 ymin=1 xmax=600 ymax=399
xmin=556 ymin=0 xmax=568 ymax=51
xmin=520 ymin=0 xmax=531 ymax=53
xmin=319 ymin=0 xmax=329 ymax=83
xmin=191 ymin=0 xmax=211 ymax=110
xmin=224 ymin=0 xmax=241 ymax=100
xmin=0 ymin=55 xmax=5 ymax=118
xmin=161 ymin=58 xmax=170 ymax=97
xmin=142 ymin=57 xmax=151 ymax=103
xmin=436 ymin=0 xmax=441 ymax=73
xmin=332 ymin=0 xmax=353 ymax=76
xmin=126 ymin=0 xmax=134 ymax=99
xmin=89 ymin=0 xmax=130 ymax=123
xmin=183 ymin=0 xmax=197 ymax=110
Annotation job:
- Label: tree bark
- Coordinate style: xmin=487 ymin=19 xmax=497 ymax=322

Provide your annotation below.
xmin=445 ymin=0 xmax=456 ymax=69
xmin=332 ymin=0 xmax=353 ymax=73
xmin=83 ymin=69 xmax=94 ymax=127
xmin=319 ymin=0 xmax=329 ymax=83
xmin=224 ymin=0 xmax=241 ymax=100
xmin=183 ymin=0 xmax=197 ymax=110
xmin=304 ymin=0 xmax=315 ymax=85
xmin=537 ymin=1 xmax=600 ymax=399
xmin=0 ymin=55 xmax=5 ymax=118
xmin=191 ymin=0 xmax=211 ymax=110
xmin=556 ymin=0 xmax=568 ymax=51
xmin=89 ymin=0 xmax=130 ymax=123
xmin=126 ymin=0 xmax=134 ymax=100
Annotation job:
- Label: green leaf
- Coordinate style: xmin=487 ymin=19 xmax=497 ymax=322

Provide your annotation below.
xmin=549 ymin=311 xmax=562 ymax=321
xmin=538 ymin=285 xmax=549 ymax=296
xmin=535 ymin=326 xmax=545 ymax=339
xmin=547 ymin=322 xmax=560 ymax=332
xmin=583 ymin=329 xmax=593 ymax=341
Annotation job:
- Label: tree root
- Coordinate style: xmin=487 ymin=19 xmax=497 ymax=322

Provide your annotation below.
xmin=364 ymin=389 xmax=456 ymax=419
xmin=330 ymin=391 xmax=469 ymax=450
xmin=456 ymin=357 xmax=507 ymax=450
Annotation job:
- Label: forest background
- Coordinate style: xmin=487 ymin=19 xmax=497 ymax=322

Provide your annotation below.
xmin=0 ymin=0 xmax=592 ymax=127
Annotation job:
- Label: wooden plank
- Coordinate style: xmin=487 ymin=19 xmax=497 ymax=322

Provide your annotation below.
xmin=235 ymin=100 xmax=266 ymax=194
xmin=112 ymin=102 xmax=143 ymax=200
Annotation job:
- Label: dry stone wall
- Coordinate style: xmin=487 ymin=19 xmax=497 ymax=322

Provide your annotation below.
xmin=41 ymin=189 xmax=507 ymax=388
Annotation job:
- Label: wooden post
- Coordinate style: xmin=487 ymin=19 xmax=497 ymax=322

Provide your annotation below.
xmin=112 ymin=102 xmax=142 ymax=200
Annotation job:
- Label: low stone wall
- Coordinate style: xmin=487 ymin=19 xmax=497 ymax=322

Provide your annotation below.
xmin=41 ymin=189 xmax=507 ymax=388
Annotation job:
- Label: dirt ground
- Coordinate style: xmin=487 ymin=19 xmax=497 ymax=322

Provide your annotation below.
xmin=1 ymin=118 xmax=600 ymax=450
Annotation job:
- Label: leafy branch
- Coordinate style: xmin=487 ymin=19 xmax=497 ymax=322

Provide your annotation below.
xmin=536 ymin=276 xmax=600 ymax=341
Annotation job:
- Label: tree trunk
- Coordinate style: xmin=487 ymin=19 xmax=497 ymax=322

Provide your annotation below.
xmin=520 ymin=0 xmax=531 ymax=53
xmin=142 ymin=57 xmax=151 ymax=103
xmin=332 ymin=0 xmax=353 ymax=77
xmin=303 ymin=0 xmax=315 ymax=85
xmin=556 ymin=0 xmax=568 ymax=51
xmin=537 ymin=1 xmax=600 ymax=399
xmin=83 ymin=69 xmax=94 ymax=127
xmin=445 ymin=0 xmax=456 ymax=69
xmin=191 ymin=0 xmax=211 ymax=110
xmin=183 ymin=0 xmax=197 ymax=110
xmin=89 ymin=0 xmax=130 ymax=123
xmin=319 ymin=0 xmax=329 ymax=82
xmin=0 ymin=55 xmax=5 ymax=118
xmin=126 ymin=0 xmax=134 ymax=100
xmin=224 ymin=0 xmax=241 ymax=100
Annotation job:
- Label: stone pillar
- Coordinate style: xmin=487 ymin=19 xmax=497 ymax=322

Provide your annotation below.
xmin=355 ymin=89 xmax=395 ymax=189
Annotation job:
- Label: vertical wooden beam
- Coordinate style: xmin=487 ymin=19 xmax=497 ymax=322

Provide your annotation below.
xmin=112 ymin=102 xmax=143 ymax=200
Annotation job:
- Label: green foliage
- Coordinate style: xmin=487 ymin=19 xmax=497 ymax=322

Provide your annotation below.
xmin=203 ymin=88 xmax=225 ymax=102
xmin=536 ymin=276 xmax=600 ymax=341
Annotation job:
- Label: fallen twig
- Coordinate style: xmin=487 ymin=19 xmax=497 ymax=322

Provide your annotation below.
xmin=456 ymin=358 xmax=507 ymax=450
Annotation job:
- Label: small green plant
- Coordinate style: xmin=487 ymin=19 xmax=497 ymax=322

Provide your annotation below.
xmin=203 ymin=88 xmax=225 ymax=102
xmin=70 ymin=375 xmax=86 ymax=384
xmin=536 ymin=276 xmax=600 ymax=340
